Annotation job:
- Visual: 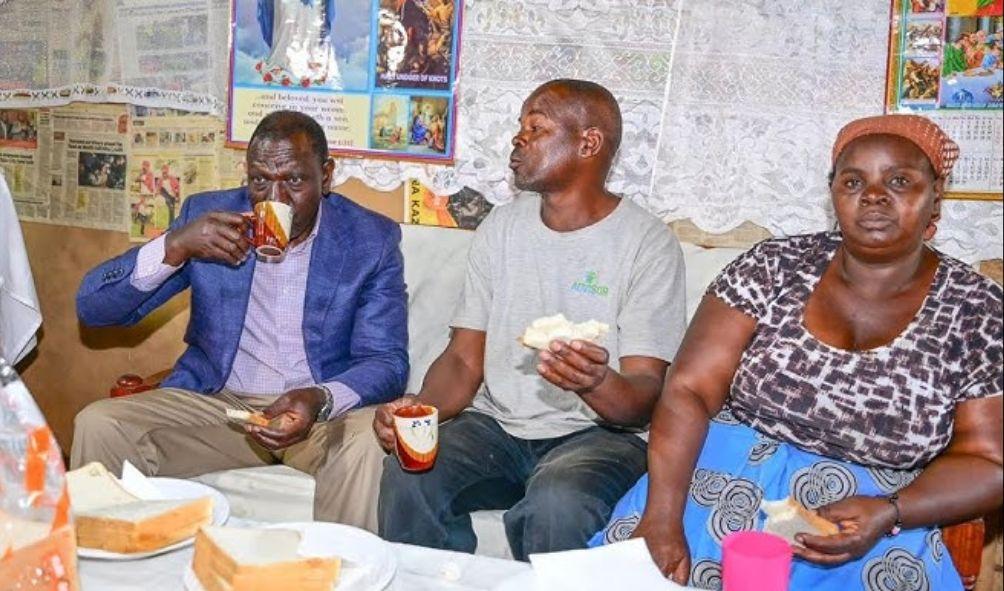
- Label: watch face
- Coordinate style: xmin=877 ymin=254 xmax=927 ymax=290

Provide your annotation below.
xmin=317 ymin=386 xmax=333 ymax=420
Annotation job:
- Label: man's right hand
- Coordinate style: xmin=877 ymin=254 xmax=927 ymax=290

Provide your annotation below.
xmin=163 ymin=211 xmax=251 ymax=266
xmin=630 ymin=515 xmax=691 ymax=584
xmin=373 ymin=394 xmax=420 ymax=452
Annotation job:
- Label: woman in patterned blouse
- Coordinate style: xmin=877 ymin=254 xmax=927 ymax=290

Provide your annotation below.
xmin=591 ymin=114 xmax=1002 ymax=590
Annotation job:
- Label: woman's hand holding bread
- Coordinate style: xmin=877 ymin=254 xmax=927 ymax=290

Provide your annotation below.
xmin=793 ymin=495 xmax=896 ymax=565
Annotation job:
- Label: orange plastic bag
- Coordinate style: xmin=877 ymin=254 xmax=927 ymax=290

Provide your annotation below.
xmin=0 ymin=359 xmax=79 ymax=591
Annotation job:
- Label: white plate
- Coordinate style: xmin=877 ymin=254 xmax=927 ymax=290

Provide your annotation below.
xmin=183 ymin=522 xmax=397 ymax=591
xmin=77 ymin=478 xmax=230 ymax=561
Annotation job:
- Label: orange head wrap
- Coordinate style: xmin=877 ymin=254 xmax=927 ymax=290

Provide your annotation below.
xmin=832 ymin=114 xmax=959 ymax=179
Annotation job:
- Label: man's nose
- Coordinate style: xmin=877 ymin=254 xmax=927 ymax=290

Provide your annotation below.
xmin=270 ymin=181 xmax=291 ymax=204
xmin=511 ymin=132 xmax=526 ymax=147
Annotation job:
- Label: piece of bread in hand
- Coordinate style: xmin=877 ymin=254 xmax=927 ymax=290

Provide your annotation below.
xmin=193 ymin=526 xmax=341 ymax=591
xmin=519 ymin=313 xmax=610 ymax=350
xmin=66 ymin=462 xmax=213 ymax=553
xmin=761 ymin=497 xmax=839 ymax=544
xmin=224 ymin=408 xmax=269 ymax=427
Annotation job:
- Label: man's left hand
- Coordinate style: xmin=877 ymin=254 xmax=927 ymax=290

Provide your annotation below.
xmin=246 ymin=387 xmax=326 ymax=451
xmin=793 ymin=495 xmax=896 ymax=565
xmin=537 ymin=340 xmax=610 ymax=394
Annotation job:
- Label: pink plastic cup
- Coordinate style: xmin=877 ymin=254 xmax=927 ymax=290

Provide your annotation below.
xmin=722 ymin=531 xmax=792 ymax=591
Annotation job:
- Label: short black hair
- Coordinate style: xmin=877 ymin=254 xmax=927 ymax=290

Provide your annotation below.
xmin=537 ymin=79 xmax=623 ymax=155
xmin=248 ymin=110 xmax=329 ymax=164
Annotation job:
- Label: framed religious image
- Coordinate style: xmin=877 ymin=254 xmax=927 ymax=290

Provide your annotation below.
xmin=886 ymin=0 xmax=1003 ymax=200
xmin=227 ymin=0 xmax=462 ymax=163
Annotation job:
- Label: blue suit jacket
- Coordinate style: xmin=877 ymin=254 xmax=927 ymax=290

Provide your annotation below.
xmin=77 ymin=187 xmax=409 ymax=407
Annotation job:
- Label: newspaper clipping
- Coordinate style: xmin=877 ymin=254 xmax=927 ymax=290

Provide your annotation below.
xmin=1 ymin=109 xmax=49 ymax=221
xmin=114 ymin=0 xmax=218 ymax=96
xmin=128 ymin=110 xmax=223 ymax=241
xmin=46 ymin=104 xmax=130 ymax=231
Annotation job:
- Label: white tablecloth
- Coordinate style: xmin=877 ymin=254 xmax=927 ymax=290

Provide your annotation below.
xmin=78 ymin=538 xmax=530 ymax=591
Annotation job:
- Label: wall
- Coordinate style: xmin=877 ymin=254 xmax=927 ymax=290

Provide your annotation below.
xmin=15 ymin=178 xmax=402 ymax=453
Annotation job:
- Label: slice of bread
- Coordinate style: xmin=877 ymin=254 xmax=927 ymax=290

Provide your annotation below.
xmin=519 ymin=313 xmax=610 ymax=350
xmin=65 ymin=461 xmax=140 ymax=512
xmin=66 ymin=462 xmax=213 ymax=553
xmin=224 ymin=408 xmax=269 ymax=427
xmin=761 ymin=497 xmax=839 ymax=544
xmin=75 ymin=497 xmax=213 ymax=553
xmin=192 ymin=526 xmax=341 ymax=591
xmin=224 ymin=407 xmax=271 ymax=425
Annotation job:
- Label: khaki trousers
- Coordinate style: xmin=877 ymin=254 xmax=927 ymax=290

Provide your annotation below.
xmin=69 ymin=388 xmax=386 ymax=532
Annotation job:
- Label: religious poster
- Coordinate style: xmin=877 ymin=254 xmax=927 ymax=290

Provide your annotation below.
xmin=887 ymin=0 xmax=1003 ymax=199
xmin=228 ymin=0 xmax=462 ymax=162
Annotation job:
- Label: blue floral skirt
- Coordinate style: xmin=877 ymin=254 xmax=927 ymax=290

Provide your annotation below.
xmin=589 ymin=418 xmax=961 ymax=591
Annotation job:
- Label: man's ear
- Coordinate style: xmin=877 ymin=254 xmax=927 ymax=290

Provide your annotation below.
xmin=322 ymin=158 xmax=335 ymax=191
xmin=580 ymin=127 xmax=604 ymax=159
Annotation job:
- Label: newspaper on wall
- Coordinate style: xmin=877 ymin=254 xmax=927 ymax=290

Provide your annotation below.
xmin=113 ymin=0 xmax=218 ymax=97
xmin=0 ymin=148 xmax=42 ymax=217
xmin=0 ymin=1 xmax=53 ymax=90
xmin=45 ymin=104 xmax=130 ymax=231
xmin=0 ymin=0 xmax=113 ymax=90
xmin=216 ymin=145 xmax=248 ymax=191
xmin=1 ymin=109 xmax=48 ymax=221
xmin=127 ymin=110 xmax=224 ymax=241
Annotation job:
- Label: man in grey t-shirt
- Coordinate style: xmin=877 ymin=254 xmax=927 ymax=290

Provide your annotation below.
xmin=375 ymin=79 xmax=686 ymax=559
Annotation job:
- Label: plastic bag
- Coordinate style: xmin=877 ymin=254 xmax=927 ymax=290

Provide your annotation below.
xmin=0 ymin=358 xmax=79 ymax=591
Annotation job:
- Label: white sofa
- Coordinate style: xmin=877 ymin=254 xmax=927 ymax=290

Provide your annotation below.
xmin=194 ymin=224 xmax=747 ymax=558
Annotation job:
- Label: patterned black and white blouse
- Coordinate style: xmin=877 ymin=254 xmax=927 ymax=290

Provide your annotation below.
xmin=708 ymin=232 xmax=1003 ymax=470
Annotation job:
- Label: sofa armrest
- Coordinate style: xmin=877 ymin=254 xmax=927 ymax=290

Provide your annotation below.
xmin=110 ymin=369 xmax=172 ymax=398
xmin=943 ymin=518 xmax=985 ymax=590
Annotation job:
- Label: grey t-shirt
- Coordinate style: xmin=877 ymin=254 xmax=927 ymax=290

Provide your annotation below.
xmin=450 ymin=194 xmax=687 ymax=439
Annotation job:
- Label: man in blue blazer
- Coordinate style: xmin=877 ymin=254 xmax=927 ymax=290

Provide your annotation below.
xmin=70 ymin=111 xmax=407 ymax=531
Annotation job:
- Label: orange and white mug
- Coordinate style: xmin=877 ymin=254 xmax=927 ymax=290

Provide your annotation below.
xmin=251 ymin=200 xmax=293 ymax=263
xmin=393 ymin=404 xmax=439 ymax=472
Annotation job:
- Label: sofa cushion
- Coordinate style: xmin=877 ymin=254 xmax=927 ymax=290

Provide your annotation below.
xmin=401 ymin=225 xmax=474 ymax=393
xmin=678 ymin=242 xmax=746 ymax=320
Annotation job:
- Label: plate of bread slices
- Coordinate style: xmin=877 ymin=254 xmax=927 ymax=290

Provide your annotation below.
xmin=183 ymin=522 xmax=397 ymax=591
xmin=66 ymin=461 xmax=229 ymax=560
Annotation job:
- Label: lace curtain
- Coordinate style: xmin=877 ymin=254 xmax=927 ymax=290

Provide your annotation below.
xmin=1 ymin=0 xmax=1000 ymax=262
